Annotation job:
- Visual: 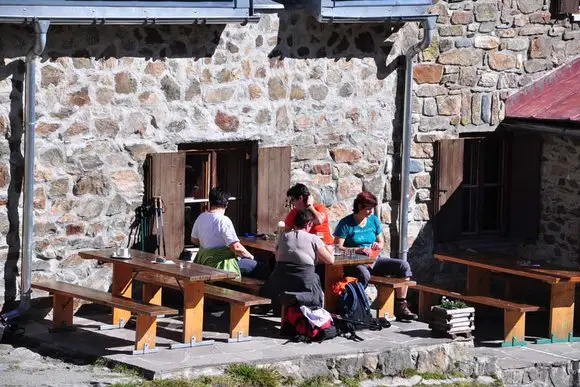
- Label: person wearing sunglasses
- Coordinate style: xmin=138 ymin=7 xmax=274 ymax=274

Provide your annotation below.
xmin=284 ymin=183 xmax=333 ymax=246
xmin=333 ymin=191 xmax=417 ymax=321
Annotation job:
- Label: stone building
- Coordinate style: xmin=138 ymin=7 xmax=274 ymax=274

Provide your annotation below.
xmin=0 ymin=0 xmax=579 ymax=306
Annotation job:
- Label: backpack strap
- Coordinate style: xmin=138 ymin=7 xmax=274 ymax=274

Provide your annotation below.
xmin=344 ymin=283 xmax=358 ymax=316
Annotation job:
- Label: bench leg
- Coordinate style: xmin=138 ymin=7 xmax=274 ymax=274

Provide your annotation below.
xmin=418 ymin=291 xmax=439 ymax=321
xmin=502 ymin=310 xmax=527 ymax=347
xmin=143 ymin=284 xmax=162 ymax=306
xmin=111 ymin=263 xmax=132 ymax=327
xmin=229 ymin=304 xmax=251 ymax=343
xmin=375 ymin=286 xmax=395 ymax=319
xmin=52 ymin=293 xmax=74 ymax=331
xmin=134 ymin=314 xmax=158 ymax=354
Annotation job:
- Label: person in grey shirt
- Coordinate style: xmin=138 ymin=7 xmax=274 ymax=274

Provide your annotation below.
xmin=260 ymin=209 xmax=334 ymax=309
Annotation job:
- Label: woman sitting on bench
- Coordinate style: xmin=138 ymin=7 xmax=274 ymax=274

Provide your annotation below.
xmin=334 ymin=191 xmax=418 ymax=321
xmin=260 ymin=209 xmax=334 ymax=309
xmin=191 ymin=187 xmax=270 ymax=280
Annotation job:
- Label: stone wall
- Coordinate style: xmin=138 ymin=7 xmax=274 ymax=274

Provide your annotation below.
xmin=519 ymin=135 xmax=580 ymax=267
xmin=0 ymin=0 xmax=578 ymax=305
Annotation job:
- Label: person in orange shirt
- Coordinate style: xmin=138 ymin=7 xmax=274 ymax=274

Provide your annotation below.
xmin=284 ymin=184 xmax=333 ymax=246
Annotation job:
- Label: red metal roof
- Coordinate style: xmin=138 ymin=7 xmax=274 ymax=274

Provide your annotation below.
xmin=506 ymin=57 xmax=580 ymax=122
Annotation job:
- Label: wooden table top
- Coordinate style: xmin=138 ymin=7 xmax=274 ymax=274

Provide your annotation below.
xmin=332 ymin=249 xmax=378 ymax=266
xmin=239 ymin=237 xmax=277 ymax=253
xmin=435 ymin=250 xmax=580 ymax=284
xmin=79 ymin=249 xmax=236 ymax=282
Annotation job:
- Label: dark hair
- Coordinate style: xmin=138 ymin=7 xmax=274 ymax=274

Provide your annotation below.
xmin=353 ymin=191 xmax=378 ymax=213
xmin=294 ymin=209 xmax=314 ymax=229
xmin=209 ymin=187 xmax=229 ymax=208
xmin=286 ymin=183 xmax=310 ymax=200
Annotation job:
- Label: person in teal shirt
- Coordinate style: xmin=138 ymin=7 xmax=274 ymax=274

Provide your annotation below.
xmin=334 ymin=191 xmax=417 ymax=321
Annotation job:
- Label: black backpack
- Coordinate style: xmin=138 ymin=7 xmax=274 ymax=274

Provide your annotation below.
xmin=334 ymin=282 xmax=389 ymax=340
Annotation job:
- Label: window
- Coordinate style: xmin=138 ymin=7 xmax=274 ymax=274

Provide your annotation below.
xmin=434 ymin=132 xmax=542 ymax=243
xmin=145 ymin=143 xmax=290 ymax=257
xmin=461 ymin=137 xmax=507 ymax=236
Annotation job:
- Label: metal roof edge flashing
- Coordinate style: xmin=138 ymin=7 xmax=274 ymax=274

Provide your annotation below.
xmin=0 ymin=4 xmax=258 ymax=24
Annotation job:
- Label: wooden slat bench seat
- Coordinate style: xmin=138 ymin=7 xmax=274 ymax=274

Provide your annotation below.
xmin=32 ymin=279 xmax=177 ymax=354
xmin=415 ymin=283 xmax=542 ymax=346
xmin=135 ymin=272 xmax=270 ymax=342
xmin=369 ymin=276 xmax=416 ymax=319
xmin=214 ymin=277 xmax=265 ymax=294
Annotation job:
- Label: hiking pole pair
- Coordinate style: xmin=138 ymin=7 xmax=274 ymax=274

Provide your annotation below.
xmin=152 ymin=197 xmax=166 ymax=256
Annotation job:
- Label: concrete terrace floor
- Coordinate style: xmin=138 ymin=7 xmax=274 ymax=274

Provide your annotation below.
xmin=6 ymin=301 xmax=580 ymax=382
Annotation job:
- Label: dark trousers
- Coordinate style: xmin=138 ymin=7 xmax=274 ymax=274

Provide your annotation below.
xmin=343 ymin=257 xmax=413 ymax=287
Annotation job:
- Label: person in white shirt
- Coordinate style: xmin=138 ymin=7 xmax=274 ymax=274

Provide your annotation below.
xmin=191 ymin=188 xmax=269 ymax=279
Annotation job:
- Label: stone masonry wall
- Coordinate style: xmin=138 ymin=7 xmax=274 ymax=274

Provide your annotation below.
xmin=519 ymin=135 xmax=580 ymax=268
xmin=0 ymin=0 xmax=578 ymax=305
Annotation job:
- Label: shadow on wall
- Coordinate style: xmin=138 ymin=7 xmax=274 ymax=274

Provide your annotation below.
xmin=269 ymin=12 xmax=405 ymax=80
xmin=0 ymin=58 xmax=25 ymax=313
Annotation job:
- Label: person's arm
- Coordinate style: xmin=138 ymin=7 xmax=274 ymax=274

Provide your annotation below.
xmin=334 ymin=236 xmax=347 ymax=251
xmin=228 ymin=241 xmax=254 ymax=259
xmin=306 ymin=197 xmax=326 ymax=225
xmin=191 ymin=237 xmax=200 ymax=246
xmin=222 ymin=217 xmax=253 ymax=259
xmin=316 ymin=244 xmax=334 ymax=264
xmin=371 ymin=233 xmax=384 ymax=251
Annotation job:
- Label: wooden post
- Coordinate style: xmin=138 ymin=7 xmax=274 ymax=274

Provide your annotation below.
xmin=549 ymin=282 xmax=575 ymax=339
xmin=466 ymin=267 xmax=490 ymax=295
xmin=229 ymin=304 xmax=250 ymax=339
xmin=111 ymin=263 xmax=133 ymax=326
xmin=324 ymin=265 xmax=344 ymax=313
xmin=375 ymin=286 xmax=395 ymax=319
xmin=53 ymin=293 xmax=73 ymax=329
xmin=135 ymin=314 xmax=157 ymax=353
xmin=504 ymin=310 xmax=525 ymax=343
xmin=418 ymin=291 xmax=439 ymax=321
xmin=143 ymin=284 xmax=162 ymax=306
xmin=182 ymin=281 xmax=204 ymax=343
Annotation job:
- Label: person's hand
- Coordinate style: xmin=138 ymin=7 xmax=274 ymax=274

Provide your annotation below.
xmin=355 ymin=247 xmax=371 ymax=256
xmin=371 ymin=242 xmax=381 ymax=251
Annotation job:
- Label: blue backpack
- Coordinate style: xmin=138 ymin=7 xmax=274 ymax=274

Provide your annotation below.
xmin=335 ymin=282 xmax=388 ymax=337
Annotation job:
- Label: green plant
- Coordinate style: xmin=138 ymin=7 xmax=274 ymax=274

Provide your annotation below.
xmin=225 ymin=363 xmax=281 ymax=387
xmin=439 ymin=296 xmax=468 ymax=310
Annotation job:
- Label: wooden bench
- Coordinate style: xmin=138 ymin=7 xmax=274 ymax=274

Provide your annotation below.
xmin=135 ymin=272 xmax=270 ymax=342
xmin=369 ymin=276 xmax=416 ymax=319
xmin=32 ymin=279 xmax=177 ymax=354
xmin=415 ymin=283 xmax=542 ymax=346
xmin=214 ymin=277 xmax=265 ymax=295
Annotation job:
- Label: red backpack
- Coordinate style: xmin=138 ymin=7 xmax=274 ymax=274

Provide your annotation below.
xmin=281 ymin=305 xmax=337 ymax=343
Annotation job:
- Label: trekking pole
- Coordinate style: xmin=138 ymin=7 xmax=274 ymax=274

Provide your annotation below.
xmin=158 ymin=197 xmax=167 ymax=256
xmin=153 ymin=198 xmax=161 ymax=255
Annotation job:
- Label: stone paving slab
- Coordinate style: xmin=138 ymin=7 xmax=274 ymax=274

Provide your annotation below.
xmin=17 ymin=308 xmax=462 ymax=379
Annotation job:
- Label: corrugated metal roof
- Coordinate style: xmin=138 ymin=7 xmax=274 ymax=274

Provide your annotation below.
xmin=506 ymin=57 xmax=580 ymax=122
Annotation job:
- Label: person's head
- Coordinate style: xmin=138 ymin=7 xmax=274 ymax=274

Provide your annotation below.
xmin=286 ymin=183 xmax=310 ymax=210
xmin=353 ymin=191 xmax=377 ymax=217
xmin=208 ymin=187 xmax=229 ymax=209
xmin=293 ymin=209 xmax=314 ymax=232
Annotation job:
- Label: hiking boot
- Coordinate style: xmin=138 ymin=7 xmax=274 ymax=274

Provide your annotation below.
xmin=395 ymin=299 xmax=418 ymax=321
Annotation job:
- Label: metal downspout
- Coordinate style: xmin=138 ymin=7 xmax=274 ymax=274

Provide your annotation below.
xmin=398 ymin=17 xmax=435 ymax=262
xmin=1 ymin=20 xmax=50 ymax=325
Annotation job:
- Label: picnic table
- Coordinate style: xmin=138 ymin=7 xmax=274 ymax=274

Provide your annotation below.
xmin=435 ymin=250 xmax=580 ymax=342
xmin=79 ymin=249 xmax=236 ymax=349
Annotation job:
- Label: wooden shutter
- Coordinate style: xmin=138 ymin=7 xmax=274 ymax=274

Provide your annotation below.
xmin=434 ymin=139 xmax=465 ymax=242
xmin=257 ymin=146 xmax=291 ymax=235
xmin=146 ymin=152 xmax=185 ymax=258
xmin=558 ymin=0 xmax=579 ymax=13
xmin=508 ymin=133 xmax=542 ymax=241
